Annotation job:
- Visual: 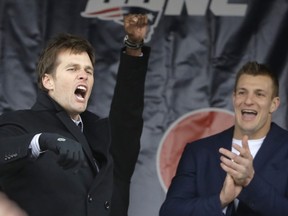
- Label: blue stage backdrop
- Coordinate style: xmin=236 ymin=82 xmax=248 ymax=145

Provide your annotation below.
xmin=1 ymin=1 xmax=288 ymax=216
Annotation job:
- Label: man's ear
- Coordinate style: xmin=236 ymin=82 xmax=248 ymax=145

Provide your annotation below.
xmin=42 ymin=74 xmax=54 ymax=90
xmin=270 ymin=96 xmax=280 ymax=113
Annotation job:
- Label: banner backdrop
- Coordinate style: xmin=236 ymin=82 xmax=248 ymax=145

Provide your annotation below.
xmin=1 ymin=1 xmax=288 ymax=215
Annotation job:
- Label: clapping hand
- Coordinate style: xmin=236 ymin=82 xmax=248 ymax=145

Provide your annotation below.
xmin=219 ymin=135 xmax=255 ymax=187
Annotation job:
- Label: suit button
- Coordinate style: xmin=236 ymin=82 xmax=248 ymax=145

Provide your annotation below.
xmin=88 ymin=194 xmax=93 ymax=202
xmin=104 ymin=201 xmax=110 ymax=210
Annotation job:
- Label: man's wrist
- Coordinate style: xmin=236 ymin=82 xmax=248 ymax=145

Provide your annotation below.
xmin=123 ymin=35 xmax=144 ymax=50
xmin=124 ymin=48 xmax=143 ymax=57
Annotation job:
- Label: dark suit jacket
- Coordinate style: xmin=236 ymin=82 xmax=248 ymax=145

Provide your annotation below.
xmin=160 ymin=123 xmax=288 ymax=216
xmin=0 ymin=47 xmax=150 ymax=216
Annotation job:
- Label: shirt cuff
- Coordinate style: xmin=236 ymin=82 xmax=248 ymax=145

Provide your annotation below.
xmin=29 ymin=133 xmax=43 ymax=158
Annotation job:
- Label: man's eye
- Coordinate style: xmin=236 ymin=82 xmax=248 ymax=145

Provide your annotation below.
xmin=68 ymin=68 xmax=77 ymax=72
xmin=86 ymin=70 xmax=93 ymax=75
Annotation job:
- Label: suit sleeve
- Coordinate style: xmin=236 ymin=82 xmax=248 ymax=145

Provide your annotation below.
xmin=237 ymin=166 xmax=288 ymax=216
xmin=159 ymin=143 xmax=224 ymax=216
xmin=109 ymin=46 xmax=150 ymax=216
xmin=0 ymin=121 xmax=34 ymax=174
xmin=236 ymin=126 xmax=288 ymax=216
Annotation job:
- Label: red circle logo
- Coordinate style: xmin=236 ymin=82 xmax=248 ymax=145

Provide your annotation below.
xmin=156 ymin=108 xmax=234 ymax=192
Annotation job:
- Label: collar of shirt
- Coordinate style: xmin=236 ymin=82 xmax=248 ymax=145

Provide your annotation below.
xmin=72 ymin=117 xmax=83 ymax=132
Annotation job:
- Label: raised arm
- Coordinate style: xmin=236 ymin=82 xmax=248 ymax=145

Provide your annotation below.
xmin=109 ymin=14 xmax=150 ymax=216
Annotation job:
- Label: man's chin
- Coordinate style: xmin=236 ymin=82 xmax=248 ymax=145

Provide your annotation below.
xmin=74 ymin=104 xmax=87 ymax=114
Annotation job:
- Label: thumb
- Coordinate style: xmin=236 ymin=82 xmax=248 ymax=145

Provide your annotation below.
xmin=240 ymin=135 xmax=253 ymax=159
xmin=242 ymin=135 xmax=249 ymax=151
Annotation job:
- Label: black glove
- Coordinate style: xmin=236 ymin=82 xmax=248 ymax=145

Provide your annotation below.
xmin=39 ymin=133 xmax=85 ymax=170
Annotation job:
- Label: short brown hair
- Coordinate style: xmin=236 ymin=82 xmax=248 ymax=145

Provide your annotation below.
xmin=36 ymin=33 xmax=95 ymax=91
xmin=234 ymin=61 xmax=279 ymax=98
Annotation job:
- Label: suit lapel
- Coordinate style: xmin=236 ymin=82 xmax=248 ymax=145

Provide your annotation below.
xmin=81 ymin=112 xmax=112 ymax=190
xmin=32 ymin=91 xmax=109 ymax=174
xmin=215 ymin=127 xmax=235 ymax=184
xmin=216 ymin=124 xmax=283 ymax=172
xmin=253 ymin=123 xmax=284 ymax=171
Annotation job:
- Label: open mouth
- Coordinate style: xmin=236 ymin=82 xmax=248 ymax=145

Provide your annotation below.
xmin=74 ymin=85 xmax=87 ymax=101
xmin=241 ymin=109 xmax=257 ymax=118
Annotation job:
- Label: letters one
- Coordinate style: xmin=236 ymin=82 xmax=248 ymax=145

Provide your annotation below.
xmin=164 ymin=0 xmax=248 ymax=16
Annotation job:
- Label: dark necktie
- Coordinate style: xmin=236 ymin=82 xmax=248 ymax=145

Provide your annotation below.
xmin=235 ymin=201 xmax=250 ymax=215
xmin=77 ymin=122 xmax=83 ymax=132
xmin=226 ymin=202 xmax=236 ymax=216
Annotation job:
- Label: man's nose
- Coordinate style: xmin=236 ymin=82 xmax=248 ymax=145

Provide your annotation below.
xmin=244 ymin=94 xmax=254 ymax=104
xmin=78 ymin=69 xmax=88 ymax=80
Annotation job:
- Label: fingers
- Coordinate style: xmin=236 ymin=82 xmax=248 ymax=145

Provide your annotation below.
xmin=219 ymin=146 xmax=250 ymax=172
xmin=242 ymin=135 xmax=249 ymax=150
xmin=57 ymin=142 xmax=86 ymax=170
xmin=232 ymin=136 xmax=253 ymax=160
xmin=124 ymin=14 xmax=148 ymax=27
xmin=239 ymin=135 xmax=252 ymax=158
xmin=219 ymin=147 xmax=237 ymax=161
xmin=124 ymin=13 xmax=148 ymax=42
xmin=58 ymin=150 xmax=79 ymax=170
xmin=220 ymin=174 xmax=242 ymax=207
xmin=219 ymin=153 xmax=245 ymax=179
xmin=219 ymin=137 xmax=255 ymax=186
